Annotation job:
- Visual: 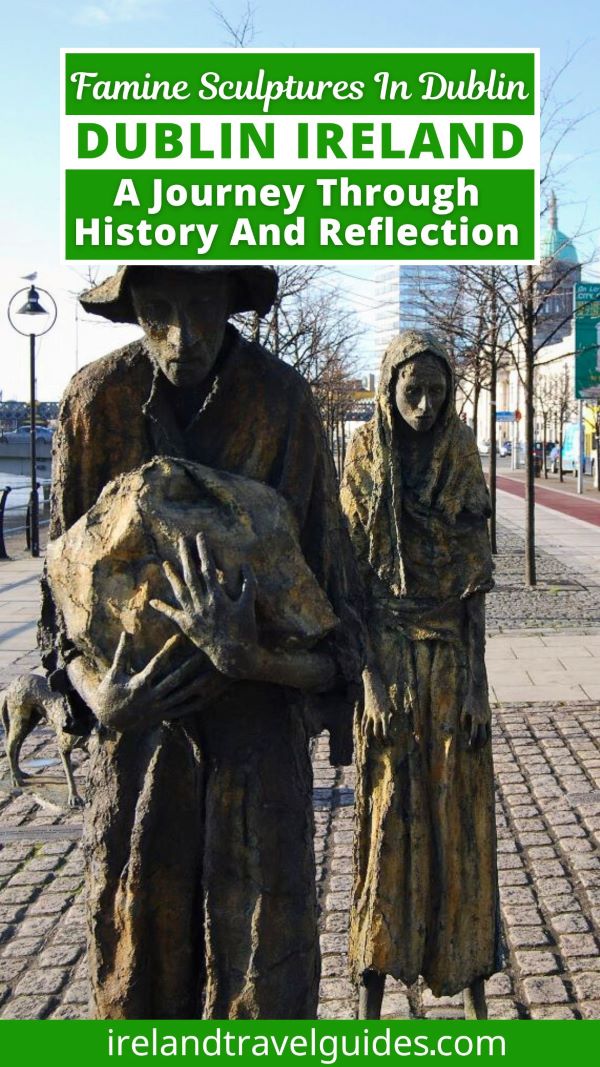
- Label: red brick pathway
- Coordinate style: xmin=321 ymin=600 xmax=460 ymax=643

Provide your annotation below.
xmin=497 ymin=476 xmax=600 ymax=528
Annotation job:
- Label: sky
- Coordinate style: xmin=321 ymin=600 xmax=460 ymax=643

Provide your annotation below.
xmin=1 ymin=0 xmax=599 ymax=401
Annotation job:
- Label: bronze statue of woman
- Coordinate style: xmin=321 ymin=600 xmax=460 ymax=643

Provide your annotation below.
xmin=341 ymin=330 xmax=502 ymax=1020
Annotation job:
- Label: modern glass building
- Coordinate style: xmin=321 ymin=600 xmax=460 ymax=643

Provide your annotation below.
xmin=373 ymin=265 xmax=456 ymax=363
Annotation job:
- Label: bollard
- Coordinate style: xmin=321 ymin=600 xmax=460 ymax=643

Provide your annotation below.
xmin=0 ymin=486 xmax=12 ymax=559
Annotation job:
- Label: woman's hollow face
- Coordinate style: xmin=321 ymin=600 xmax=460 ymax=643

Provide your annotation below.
xmin=394 ymin=354 xmax=448 ymax=433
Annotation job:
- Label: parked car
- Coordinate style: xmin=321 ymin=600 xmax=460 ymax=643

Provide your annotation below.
xmin=478 ymin=440 xmax=491 ymax=456
xmin=3 ymin=425 xmax=54 ymax=443
xmin=17 ymin=424 xmax=54 ymax=440
xmin=498 ymin=441 xmax=512 ymax=457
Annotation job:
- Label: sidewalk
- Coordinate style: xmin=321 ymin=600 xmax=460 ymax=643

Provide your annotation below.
xmin=0 ymin=495 xmax=599 ymax=1020
xmin=487 ymin=633 xmax=600 ymax=704
xmin=496 ymin=486 xmax=600 ymax=586
xmin=0 ymin=557 xmax=43 ymax=677
xmin=485 ymin=488 xmax=600 ymax=704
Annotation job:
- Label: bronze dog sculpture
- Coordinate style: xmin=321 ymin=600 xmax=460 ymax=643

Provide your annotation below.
xmin=1 ymin=674 xmax=85 ymax=808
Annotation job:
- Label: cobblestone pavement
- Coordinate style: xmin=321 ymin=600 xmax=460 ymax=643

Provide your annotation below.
xmin=314 ymin=704 xmax=600 ymax=1022
xmin=0 ymin=704 xmax=599 ymax=1020
xmin=1 ymin=512 xmax=599 ymax=1019
xmin=487 ymin=528 xmax=600 ymax=633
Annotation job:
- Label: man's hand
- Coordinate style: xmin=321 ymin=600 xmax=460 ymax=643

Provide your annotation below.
xmin=460 ymin=681 xmax=490 ymax=749
xmin=94 ymin=631 xmax=217 ymax=732
xmin=150 ymin=534 xmax=338 ymax=692
xmin=150 ymin=534 xmax=260 ymax=679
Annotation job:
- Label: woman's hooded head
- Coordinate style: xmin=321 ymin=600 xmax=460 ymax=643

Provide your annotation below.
xmin=377 ymin=329 xmax=456 ymax=438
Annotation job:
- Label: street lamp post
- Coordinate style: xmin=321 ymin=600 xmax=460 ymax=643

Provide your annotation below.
xmin=7 ymin=284 xmax=57 ymax=557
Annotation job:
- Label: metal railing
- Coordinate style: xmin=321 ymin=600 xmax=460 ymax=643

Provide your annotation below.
xmin=0 ymin=481 xmax=52 ymax=559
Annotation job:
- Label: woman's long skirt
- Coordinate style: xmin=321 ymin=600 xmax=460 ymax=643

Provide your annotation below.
xmin=350 ymin=624 xmax=502 ymax=997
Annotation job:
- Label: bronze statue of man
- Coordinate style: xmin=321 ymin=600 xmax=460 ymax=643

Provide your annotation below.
xmin=40 ymin=265 xmax=361 ymax=1020
xmin=341 ymin=330 xmax=501 ymax=1021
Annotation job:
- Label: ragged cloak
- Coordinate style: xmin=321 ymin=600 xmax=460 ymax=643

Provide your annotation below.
xmin=40 ymin=325 xmax=362 ymax=1019
xmin=341 ymin=329 xmax=502 ymax=997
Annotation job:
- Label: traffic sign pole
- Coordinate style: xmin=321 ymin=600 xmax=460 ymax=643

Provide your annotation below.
xmin=578 ymin=399 xmax=584 ymax=496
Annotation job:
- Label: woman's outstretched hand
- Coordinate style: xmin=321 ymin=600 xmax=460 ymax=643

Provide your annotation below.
xmin=361 ymin=667 xmax=393 ymax=745
xmin=462 ymin=593 xmax=490 ymax=749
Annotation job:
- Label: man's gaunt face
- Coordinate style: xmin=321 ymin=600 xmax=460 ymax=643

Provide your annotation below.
xmin=394 ymin=354 xmax=448 ymax=433
xmin=129 ymin=270 xmax=233 ymax=388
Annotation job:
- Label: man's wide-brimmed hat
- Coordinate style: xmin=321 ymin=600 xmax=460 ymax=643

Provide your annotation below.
xmin=80 ymin=265 xmax=278 ymax=323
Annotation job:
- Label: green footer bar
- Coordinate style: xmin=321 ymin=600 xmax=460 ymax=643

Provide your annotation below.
xmin=1 ymin=1020 xmax=599 ymax=1064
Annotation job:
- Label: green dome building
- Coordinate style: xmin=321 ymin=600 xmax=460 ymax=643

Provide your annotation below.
xmin=536 ymin=192 xmax=581 ymax=345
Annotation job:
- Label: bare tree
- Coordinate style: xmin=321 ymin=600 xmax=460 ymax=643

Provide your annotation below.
xmin=273 ymin=281 xmax=361 ymax=472
xmin=426 ymin=51 xmax=597 ymax=583
xmin=414 ymin=264 xmax=513 ymax=553
xmin=412 ymin=269 xmax=484 ymax=412
xmin=235 ymin=269 xmax=362 ymax=470
xmin=496 ymin=45 xmax=599 ymax=583
xmin=210 ymin=1 xmax=256 ymax=46
xmin=248 ymin=266 xmax=326 ymax=353
xmin=312 ymin=349 xmax=359 ymax=471
xmin=493 ymin=242 xmax=594 ymax=583
xmin=535 ymin=375 xmax=553 ymax=478
xmin=552 ymin=365 xmax=576 ymax=482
